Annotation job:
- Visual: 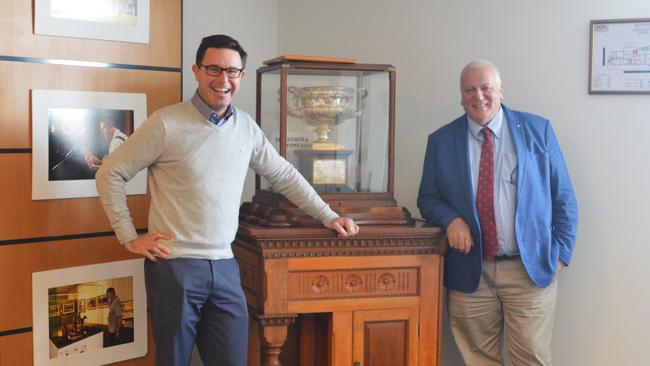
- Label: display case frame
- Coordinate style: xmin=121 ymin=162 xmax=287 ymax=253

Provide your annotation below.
xmin=255 ymin=59 xmax=397 ymax=204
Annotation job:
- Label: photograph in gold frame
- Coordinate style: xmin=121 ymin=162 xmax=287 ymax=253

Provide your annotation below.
xmin=61 ymin=302 xmax=74 ymax=315
xmin=48 ymin=304 xmax=59 ymax=317
xmin=97 ymin=294 xmax=109 ymax=308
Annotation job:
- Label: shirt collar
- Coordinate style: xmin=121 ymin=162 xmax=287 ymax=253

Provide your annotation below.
xmin=467 ymin=105 xmax=504 ymax=141
xmin=191 ymin=90 xmax=234 ymax=124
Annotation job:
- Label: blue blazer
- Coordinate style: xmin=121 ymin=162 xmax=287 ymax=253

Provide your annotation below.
xmin=417 ymin=105 xmax=578 ymax=293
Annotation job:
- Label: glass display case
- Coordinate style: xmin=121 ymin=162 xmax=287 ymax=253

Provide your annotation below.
xmin=242 ymin=56 xmax=412 ymax=226
xmin=256 ymin=57 xmax=395 ymax=198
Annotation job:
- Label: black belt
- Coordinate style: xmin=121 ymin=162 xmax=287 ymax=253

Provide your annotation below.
xmin=493 ymin=254 xmax=520 ymax=261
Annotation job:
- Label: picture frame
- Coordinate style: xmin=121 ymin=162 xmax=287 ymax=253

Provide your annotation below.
xmin=48 ymin=304 xmax=60 ymax=317
xmin=33 ymin=259 xmax=147 ymax=365
xmin=61 ymin=302 xmax=75 ymax=315
xmin=97 ymin=294 xmax=109 ymax=308
xmin=31 ymin=89 xmax=147 ymax=200
xmin=87 ymin=297 xmax=97 ymax=310
xmin=121 ymin=300 xmax=134 ymax=320
xmin=589 ymin=18 xmax=650 ymax=94
xmin=34 ymin=0 xmax=150 ymax=44
xmin=79 ymin=299 xmax=87 ymax=312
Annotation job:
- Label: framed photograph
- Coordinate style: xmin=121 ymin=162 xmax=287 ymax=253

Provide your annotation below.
xmin=87 ymin=297 xmax=97 ymax=310
xmin=33 ymin=259 xmax=146 ymax=365
xmin=61 ymin=302 xmax=75 ymax=315
xmin=49 ymin=305 xmax=60 ymax=317
xmin=589 ymin=18 xmax=650 ymax=93
xmin=96 ymin=294 xmax=109 ymax=308
xmin=34 ymin=0 xmax=150 ymax=44
xmin=31 ymin=89 xmax=147 ymax=200
xmin=121 ymin=300 xmax=134 ymax=320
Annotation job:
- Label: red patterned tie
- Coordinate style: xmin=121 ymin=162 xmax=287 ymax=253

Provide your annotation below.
xmin=477 ymin=128 xmax=499 ymax=260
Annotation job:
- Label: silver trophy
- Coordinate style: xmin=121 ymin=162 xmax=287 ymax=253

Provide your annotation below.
xmin=287 ymin=86 xmax=367 ymax=150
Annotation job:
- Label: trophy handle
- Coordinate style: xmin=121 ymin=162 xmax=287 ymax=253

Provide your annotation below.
xmin=287 ymin=86 xmax=303 ymax=118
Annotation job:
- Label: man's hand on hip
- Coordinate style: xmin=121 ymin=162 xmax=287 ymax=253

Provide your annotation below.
xmin=124 ymin=233 xmax=172 ymax=261
xmin=447 ymin=217 xmax=474 ymax=254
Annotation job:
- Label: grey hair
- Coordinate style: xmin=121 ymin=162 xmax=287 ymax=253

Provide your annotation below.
xmin=460 ymin=59 xmax=502 ymax=86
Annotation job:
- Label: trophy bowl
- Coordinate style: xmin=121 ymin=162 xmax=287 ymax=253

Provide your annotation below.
xmin=287 ymin=86 xmax=367 ymax=147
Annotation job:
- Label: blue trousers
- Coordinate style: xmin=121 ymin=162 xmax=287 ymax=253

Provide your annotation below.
xmin=144 ymin=257 xmax=248 ymax=366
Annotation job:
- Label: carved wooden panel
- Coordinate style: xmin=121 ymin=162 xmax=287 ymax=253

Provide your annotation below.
xmin=353 ymin=308 xmax=418 ymax=366
xmin=366 ymin=320 xmax=408 ymax=366
xmin=253 ymin=235 xmax=439 ymax=258
xmin=287 ymin=267 xmax=419 ymax=301
xmin=233 ymin=243 xmax=261 ymax=308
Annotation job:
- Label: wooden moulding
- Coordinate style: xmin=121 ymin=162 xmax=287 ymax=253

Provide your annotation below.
xmin=234 ymin=225 xmax=444 ymax=259
xmin=263 ymin=55 xmax=357 ymax=65
xmin=239 ymin=190 xmax=413 ymax=227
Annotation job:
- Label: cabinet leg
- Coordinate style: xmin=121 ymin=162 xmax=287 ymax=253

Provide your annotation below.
xmin=257 ymin=314 xmax=297 ymax=366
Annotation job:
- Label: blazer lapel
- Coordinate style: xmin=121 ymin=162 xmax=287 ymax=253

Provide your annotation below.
xmin=454 ymin=116 xmax=475 ymax=214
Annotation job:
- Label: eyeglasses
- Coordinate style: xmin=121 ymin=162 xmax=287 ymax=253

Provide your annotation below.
xmin=199 ymin=64 xmax=244 ymax=78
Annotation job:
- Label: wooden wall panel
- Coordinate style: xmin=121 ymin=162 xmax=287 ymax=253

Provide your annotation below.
xmin=0 ymin=316 xmax=158 ymax=365
xmin=0 ymin=0 xmax=181 ymax=68
xmin=0 ymin=61 xmax=181 ymax=148
xmin=0 ymin=332 xmax=33 ymax=366
xmin=0 ymin=2 xmax=181 ymax=364
xmin=0 ymin=154 xmax=149 ymax=240
xmin=0 ymin=236 xmax=142 ymax=331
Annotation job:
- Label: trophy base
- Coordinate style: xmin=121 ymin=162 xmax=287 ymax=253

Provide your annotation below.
xmin=296 ymin=149 xmax=353 ymax=191
xmin=311 ymin=142 xmax=346 ymax=150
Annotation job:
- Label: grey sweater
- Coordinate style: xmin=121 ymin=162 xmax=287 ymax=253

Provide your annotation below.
xmin=96 ymin=100 xmax=338 ymax=260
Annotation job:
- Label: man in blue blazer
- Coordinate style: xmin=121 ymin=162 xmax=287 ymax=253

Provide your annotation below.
xmin=418 ymin=60 xmax=577 ymax=366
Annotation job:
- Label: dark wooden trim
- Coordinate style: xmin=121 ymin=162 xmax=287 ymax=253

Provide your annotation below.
xmin=0 ymin=327 xmax=32 ymax=337
xmin=0 ymin=228 xmax=147 ymax=246
xmin=0 ymin=148 xmax=31 ymax=154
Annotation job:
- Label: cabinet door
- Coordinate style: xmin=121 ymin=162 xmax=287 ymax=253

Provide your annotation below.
xmin=352 ymin=307 xmax=418 ymax=366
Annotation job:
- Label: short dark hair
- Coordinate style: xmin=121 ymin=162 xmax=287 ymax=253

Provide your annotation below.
xmin=195 ymin=34 xmax=247 ymax=69
xmin=106 ymin=287 xmax=116 ymax=295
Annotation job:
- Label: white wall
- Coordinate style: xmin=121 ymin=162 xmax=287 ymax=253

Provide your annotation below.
xmin=184 ymin=0 xmax=650 ymax=364
xmin=276 ymin=0 xmax=650 ymax=365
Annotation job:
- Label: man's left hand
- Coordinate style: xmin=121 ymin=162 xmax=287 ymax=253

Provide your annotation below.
xmin=326 ymin=217 xmax=359 ymax=237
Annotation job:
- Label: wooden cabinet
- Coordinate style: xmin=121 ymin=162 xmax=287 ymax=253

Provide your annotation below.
xmin=234 ymin=223 xmax=445 ymax=366
xmin=243 ymin=57 xmax=445 ymax=366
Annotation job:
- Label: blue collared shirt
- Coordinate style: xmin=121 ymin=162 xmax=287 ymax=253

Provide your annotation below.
xmin=467 ymin=107 xmax=519 ymax=256
xmin=191 ymin=91 xmax=234 ymax=127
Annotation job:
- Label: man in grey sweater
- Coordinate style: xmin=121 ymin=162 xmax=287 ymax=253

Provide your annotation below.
xmin=96 ymin=34 xmax=358 ymax=366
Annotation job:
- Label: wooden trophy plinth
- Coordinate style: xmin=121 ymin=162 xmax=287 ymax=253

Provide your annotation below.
xmin=236 ymin=191 xmax=446 ymax=366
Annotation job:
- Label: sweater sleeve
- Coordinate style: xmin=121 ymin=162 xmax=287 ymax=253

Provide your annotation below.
xmin=95 ymin=114 xmax=166 ymax=244
xmin=248 ymin=125 xmax=339 ymax=225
